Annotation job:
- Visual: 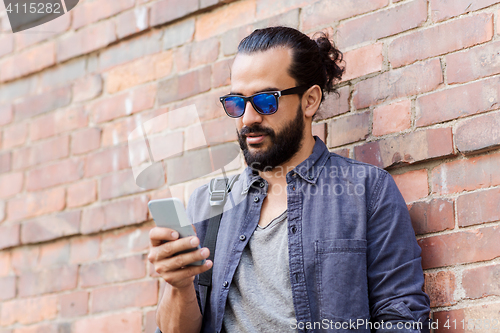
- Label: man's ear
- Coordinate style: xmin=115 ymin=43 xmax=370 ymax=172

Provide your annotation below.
xmin=302 ymin=85 xmax=322 ymax=119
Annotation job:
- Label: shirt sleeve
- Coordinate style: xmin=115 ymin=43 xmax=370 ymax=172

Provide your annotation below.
xmin=366 ymin=170 xmax=431 ymax=332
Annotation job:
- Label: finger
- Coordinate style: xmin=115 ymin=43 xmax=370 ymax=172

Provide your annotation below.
xmin=160 ymin=247 xmax=210 ymax=272
xmin=148 ymin=236 xmax=201 ymax=263
xmin=161 ymin=260 xmax=213 ymax=287
xmin=149 ymin=227 xmax=180 ymax=246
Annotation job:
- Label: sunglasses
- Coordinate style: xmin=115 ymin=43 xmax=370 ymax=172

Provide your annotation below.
xmin=219 ymin=85 xmax=309 ymax=118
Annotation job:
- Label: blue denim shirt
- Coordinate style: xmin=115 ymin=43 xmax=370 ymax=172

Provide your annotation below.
xmin=181 ymin=137 xmax=430 ymax=333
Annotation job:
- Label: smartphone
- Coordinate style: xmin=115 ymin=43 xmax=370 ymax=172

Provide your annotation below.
xmin=148 ymin=198 xmax=205 ymax=266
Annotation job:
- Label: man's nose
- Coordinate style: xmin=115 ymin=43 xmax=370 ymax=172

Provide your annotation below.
xmin=241 ymin=100 xmax=263 ymax=127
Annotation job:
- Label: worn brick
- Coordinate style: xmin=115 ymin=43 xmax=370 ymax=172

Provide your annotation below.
xmin=0 ymin=294 xmax=58 ymax=326
xmin=67 ymin=180 xmax=97 ymax=208
xmin=26 ymin=159 xmax=84 ymax=191
xmin=11 ymin=247 xmax=39 ymax=274
xmin=462 ymin=264 xmax=500 ymax=299
xmin=0 ymin=104 xmax=13 ymax=126
xmin=408 ymin=198 xmax=455 ymax=235
xmin=353 ymin=59 xmax=443 ymax=110
xmin=40 ymin=58 xmax=86 ymax=89
xmin=72 ymin=311 xmax=142 ymax=333
xmin=390 ymin=13 xmax=493 ymax=68
xmin=418 ymin=225 xmax=500 ymax=269
xmin=171 ymin=89 xmax=227 ymax=127
xmin=195 ymin=0 xmax=256 ymax=41
xmin=73 ymin=74 xmax=103 ymax=102
xmin=356 ymin=127 xmax=454 ymax=168
xmin=79 ymin=254 xmax=147 ymax=287
xmin=431 ymin=152 xmax=500 ymax=195
xmin=221 ymin=23 xmax=258 ymax=57
xmin=392 ymin=169 xmax=429 ymax=203
xmin=0 ymin=275 xmax=15 ymax=301
xmin=342 ymin=43 xmax=384 ymax=81
xmin=212 ymin=57 xmax=234 ymax=88
xmin=18 ymin=265 xmax=78 ymax=297
xmin=144 ymin=310 xmax=157 ymax=333
xmin=84 ymin=145 xmax=129 ymax=177
xmin=57 ymin=20 xmax=116 ymax=62
xmin=38 ymin=240 xmax=70 ymax=268
xmin=416 ymin=76 xmax=500 ymax=127
xmin=21 ymin=211 xmax=80 ymax=244
xmin=91 ymin=280 xmax=158 ymax=313
xmin=311 ymin=123 xmax=326 ymax=143
xmin=30 ymin=107 xmax=87 ymax=141
xmin=372 ymin=100 xmax=411 ymax=136
xmin=314 ymin=85 xmax=350 ymax=121
xmin=2 ymin=122 xmax=27 ymax=149
xmin=106 ymin=51 xmax=172 ymax=93
xmin=0 ymin=77 xmax=35 ymax=104
xmin=190 ymin=38 xmax=220 ymax=69
xmin=337 ymin=0 xmax=427 ymax=49
xmin=158 ymin=65 xmax=212 ymax=105
xmin=72 ymin=127 xmax=101 ymax=155
xmin=0 ymin=172 xmax=23 ymax=199
xmin=0 ymin=42 xmax=55 ymax=83
xmin=434 ymin=303 xmax=500 ymax=333
xmin=100 ymin=224 xmax=151 ymax=260
xmin=162 ymin=18 xmax=195 ymax=50
xmin=59 ymin=291 xmax=89 ymax=318
xmin=0 ymin=252 xmax=11 ymax=277
xmin=0 ymin=200 xmax=5 ymax=223
xmin=0 ymin=33 xmax=13 ymax=57
xmin=100 ymin=169 xmax=148 ymax=200
xmin=423 ymin=271 xmax=456 ymax=307
xmin=13 ymin=86 xmax=71 ymax=121
xmin=12 ymin=323 xmax=66 ymax=333
xmin=150 ymin=0 xmax=199 ymax=27
xmin=455 ymin=110 xmax=500 ymax=154
xmin=69 ymin=236 xmax=100 ymax=264
xmin=328 ymin=111 xmax=370 ymax=147
xmin=116 ymin=7 xmax=149 ymax=39
xmin=0 ymin=224 xmax=20 ymax=250
xmin=457 ymin=187 xmax=500 ymax=228
xmin=15 ymin=13 xmax=70 ymax=50
xmin=186 ymin=117 xmax=236 ymax=150
xmin=431 ymin=0 xmax=499 ymax=22
xmin=7 ymin=187 xmax=65 ymax=221
xmin=72 ymin=0 xmax=135 ymax=30
xmin=81 ymin=195 xmax=149 ymax=234
xmin=0 ymin=152 xmax=10 ymax=173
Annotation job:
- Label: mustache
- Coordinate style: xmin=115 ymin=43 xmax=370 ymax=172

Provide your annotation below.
xmin=238 ymin=125 xmax=274 ymax=137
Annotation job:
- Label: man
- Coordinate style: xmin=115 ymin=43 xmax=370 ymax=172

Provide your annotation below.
xmin=149 ymin=26 xmax=431 ymax=333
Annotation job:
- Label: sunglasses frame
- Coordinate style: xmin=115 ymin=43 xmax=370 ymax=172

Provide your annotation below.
xmin=219 ymin=85 xmax=309 ymax=118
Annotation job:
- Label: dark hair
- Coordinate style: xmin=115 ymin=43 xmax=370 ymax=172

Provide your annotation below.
xmin=237 ymin=26 xmax=344 ymax=103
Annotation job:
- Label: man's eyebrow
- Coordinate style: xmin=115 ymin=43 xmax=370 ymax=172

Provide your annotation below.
xmin=229 ymin=87 xmax=280 ymax=95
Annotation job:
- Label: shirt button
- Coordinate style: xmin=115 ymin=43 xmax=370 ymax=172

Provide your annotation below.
xmin=239 ymin=235 xmax=246 ymax=241
xmin=307 ymin=175 xmax=313 ymax=180
xmin=253 ymin=196 xmax=259 ymax=203
xmin=291 ymin=226 xmax=297 ymax=234
xmin=259 ymin=182 xmax=265 ymax=188
xmin=223 ymin=281 xmax=229 ymax=288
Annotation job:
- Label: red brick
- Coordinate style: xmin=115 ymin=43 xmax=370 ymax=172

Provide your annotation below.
xmin=423 ymin=271 xmax=456 ymax=307
xmin=416 ymin=76 xmax=500 ymax=127
xmin=91 ymin=280 xmax=158 ymax=313
xmin=0 ymin=200 xmax=4 ymax=223
xmin=38 ymin=240 xmax=70 ymax=268
xmin=30 ymin=106 xmax=88 ymax=141
xmin=100 ymin=225 xmax=151 ymax=259
xmin=431 ymin=0 xmax=499 ymax=22
xmin=100 ymin=169 xmax=148 ymax=200
xmin=186 ymin=117 xmax=237 ymax=150
xmin=116 ymin=7 xmax=149 ymax=39
xmin=11 ymin=247 xmax=39 ymax=274
xmin=67 ymin=180 xmax=97 ymax=208
xmin=431 ymin=152 xmax=500 ymax=195
xmin=418 ymin=225 xmax=500 ymax=269
xmin=392 ymin=169 xmax=429 ymax=203
xmin=85 ymin=145 xmax=129 ymax=177
xmin=312 ymin=123 xmax=326 ymax=143
xmin=73 ymin=74 xmax=103 ymax=102
xmin=15 ymin=13 xmax=70 ymax=50
xmin=72 ymin=0 xmax=135 ymax=30
xmin=39 ymin=58 xmax=86 ymax=89
xmin=69 ymin=236 xmax=100 ymax=264
xmin=0 ymin=295 xmax=58 ymax=326
xmin=21 ymin=211 xmax=80 ymax=244
xmin=81 ymin=195 xmax=149 ymax=234
xmin=150 ymin=0 xmax=199 ymax=27
xmin=372 ymin=100 xmax=411 ymax=136
xmin=389 ymin=13 xmax=493 ymax=68
xmin=190 ymin=38 xmax=220 ymax=69
xmin=342 ymin=43 xmax=384 ymax=81
xmin=79 ymin=254 xmax=147 ymax=287
xmin=446 ymin=40 xmax=500 ymax=84
xmin=327 ymin=111 xmax=370 ymax=147
xmin=158 ymin=65 xmax=212 ymax=105
xmin=144 ymin=310 xmax=157 ymax=333
xmin=353 ymin=59 xmax=443 ymax=110
xmin=0 ymin=33 xmax=13 ymax=57
xmin=2 ymin=122 xmax=27 ymax=149
xmin=26 ymin=159 xmax=84 ymax=191
xmin=72 ymin=311 xmax=142 ymax=333
xmin=221 ymin=23 xmax=258 ymax=57
xmin=355 ymin=127 xmax=454 ymax=169
xmin=13 ymin=86 xmax=71 ymax=121
xmin=408 ymin=198 xmax=455 ymax=235
xmin=457 ymin=187 xmax=500 ymax=228
xmin=18 ymin=265 xmax=78 ymax=297
xmin=59 ymin=291 xmax=89 ymax=318
xmin=195 ymin=0 xmax=256 ymax=41
xmin=162 ymin=17 xmax=195 ymax=50
xmin=72 ymin=127 xmax=101 ymax=155
xmin=314 ymin=85 xmax=350 ymax=121
xmin=57 ymin=20 xmax=116 ymax=63
xmin=106 ymin=51 xmax=172 ymax=94
xmin=0 ymin=172 xmax=23 ymax=199
xmin=0 ymin=152 xmax=11 ymax=174
xmin=301 ymin=0 xmax=388 ymax=31
xmin=0 ymin=224 xmax=20 ymax=250
xmin=7 ymin=187 xmax=65 ymax=221
xmin=0 ymin=42 xmax=55 ymax=83
xmin=434 ymin=303 xmax=500 ymax=333
xmin=13 ymin=135 xmax=70 ymax=170
xmin=462 ymin=263 xmax=500 ymax=299
xmin=337 ymin=0 xmax=427 ymax=49
xmin=0 ymin=275 xmax=16 ymax=301
xmin=0 ymin=104 xmax=13 ymax=126
xmin=455 ymin=110 xmax=500 ymax=154
xmin=332 ymin=148 xmax=350 ymax=158
xmin=212 ymin=57 xmax=234 ymax=88
xmin=171 ymin=89 xmax=227 ymax=126
xmin=0 ymin=252 xmax=11 ymax=277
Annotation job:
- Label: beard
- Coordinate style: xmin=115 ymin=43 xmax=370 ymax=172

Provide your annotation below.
xmin=237 ymin=105 xmax=305 ymax=172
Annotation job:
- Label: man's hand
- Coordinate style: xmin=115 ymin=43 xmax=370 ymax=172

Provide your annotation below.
xmin=148 ymin=227 xmax=212 ymax=289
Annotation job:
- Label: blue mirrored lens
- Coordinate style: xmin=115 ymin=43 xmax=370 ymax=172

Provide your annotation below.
xmin=253 ymin=93 xmax=277 ymax=114
xmin=224 ymin=96 xmax=245 ymax=117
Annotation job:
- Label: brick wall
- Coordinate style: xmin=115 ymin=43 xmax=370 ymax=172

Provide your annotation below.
xmin=0 ymin=0 xmax=499 ymax=331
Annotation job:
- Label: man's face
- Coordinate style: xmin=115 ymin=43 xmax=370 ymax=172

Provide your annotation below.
xmin=230 ymin=47 xmax=305 ymax=171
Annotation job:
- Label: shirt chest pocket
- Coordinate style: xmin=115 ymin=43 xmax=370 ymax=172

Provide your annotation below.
xmin=314 ymin=239 xmax=370 ymax=328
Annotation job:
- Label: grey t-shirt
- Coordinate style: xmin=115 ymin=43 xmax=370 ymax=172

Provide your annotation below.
xmin=222 ymin=211 xmax=297 ymax=333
